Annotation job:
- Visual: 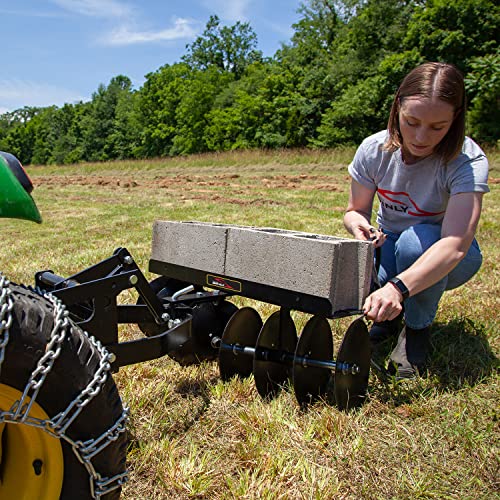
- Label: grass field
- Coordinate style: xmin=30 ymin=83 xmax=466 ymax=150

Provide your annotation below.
xmin=1 ymin=147 xmax=498 ymax=499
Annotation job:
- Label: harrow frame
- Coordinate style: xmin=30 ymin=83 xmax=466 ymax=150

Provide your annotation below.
xmin=34 ymin=245 xmax=372 ymax=409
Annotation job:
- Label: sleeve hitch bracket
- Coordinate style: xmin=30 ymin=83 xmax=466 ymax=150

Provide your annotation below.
xmin=34 ymin=247 xmax=225 ymax=370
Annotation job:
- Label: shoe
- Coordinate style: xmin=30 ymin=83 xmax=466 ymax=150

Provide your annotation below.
xmin=388 ymin=325 xmax=430 ymax=379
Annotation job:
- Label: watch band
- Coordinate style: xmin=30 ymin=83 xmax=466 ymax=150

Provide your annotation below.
xmin=388 ymin=277 xmax=410 ymax=300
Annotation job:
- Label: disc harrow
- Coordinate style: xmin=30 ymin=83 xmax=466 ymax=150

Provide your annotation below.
xmin=212 ymin=307 xmax=370 ymax=410
xmin=32 ymin=221 xmax=375 ymax=411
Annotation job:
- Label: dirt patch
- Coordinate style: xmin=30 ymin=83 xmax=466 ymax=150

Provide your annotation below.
xmin=36 ymin=173 xmax=346 ymax=193
xmin=181 ymin=194 xmax=285 ymax=206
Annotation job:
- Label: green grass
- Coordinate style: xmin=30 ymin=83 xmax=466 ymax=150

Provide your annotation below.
xmin=2 ymin=147 xmax=499 ymax=499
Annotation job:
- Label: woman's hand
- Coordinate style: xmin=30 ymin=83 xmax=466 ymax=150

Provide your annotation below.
xmin=344 ymin=179 xmax=386 ymax=248
xmin=357 ymin=225 xmax=387 ymax=248
xmin=363 ymin=283 xmax=403 ymax=322
xmin=371 ymin=227 xmax=387 ymax=248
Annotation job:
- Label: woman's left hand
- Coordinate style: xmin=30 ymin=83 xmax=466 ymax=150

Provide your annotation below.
xmin=363 ymin=283 xmax=403 ymax=322
xmin=368 ymin=226 xmax=387 ymax=248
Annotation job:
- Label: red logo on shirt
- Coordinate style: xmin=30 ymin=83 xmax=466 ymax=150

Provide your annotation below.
xmin=377 ymin=189 xmax=445 ymax=216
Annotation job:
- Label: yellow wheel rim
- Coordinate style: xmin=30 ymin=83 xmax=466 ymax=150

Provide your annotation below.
xmin=0 ymin=384 xmax=64 ymax=499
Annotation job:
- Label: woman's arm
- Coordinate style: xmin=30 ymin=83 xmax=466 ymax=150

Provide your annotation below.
xmin=364 ymin=192 xmax=484 ymax=322
xmin=344 ymin=179 xmax=385 ymax=244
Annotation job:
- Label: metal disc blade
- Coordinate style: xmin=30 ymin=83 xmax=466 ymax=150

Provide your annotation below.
xmin=334 ymin=317 xmax=370 ymax=411
xmin=253 ymin=309 xmax=297 ymax=400
xmin=293 ymin=316 xmax=333 ymax=406
xmin=219 ymin=307 xmax=263 ymax=381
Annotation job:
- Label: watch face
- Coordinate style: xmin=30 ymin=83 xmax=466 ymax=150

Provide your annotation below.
xmin=390 ymin=278 xmax=409 ymax=299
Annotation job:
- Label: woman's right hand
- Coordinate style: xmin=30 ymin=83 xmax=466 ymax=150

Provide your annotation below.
xmin=363 ymin=282 xmax=403 ymax=322
xmin=352 ymin=223 xmax=386 ymax=248
xmin=344 ymin=180 xmax=386 ymax=247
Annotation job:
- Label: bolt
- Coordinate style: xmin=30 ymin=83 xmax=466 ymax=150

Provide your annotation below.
xmin=129 ymin=275 xmax=138 ymax=286
xmin=123 ymin=256 xmax=133 ymax=265
xmin=161 ymin=312 xmax=171 ymax=322
xmin=33 ymin=459 xmax=43 ymax=476
xmin=108 ymin=352 xmax=117 ymax=363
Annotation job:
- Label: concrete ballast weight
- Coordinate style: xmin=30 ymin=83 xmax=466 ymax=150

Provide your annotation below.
xmin=150 ymin=220 xmax=373 ymax=313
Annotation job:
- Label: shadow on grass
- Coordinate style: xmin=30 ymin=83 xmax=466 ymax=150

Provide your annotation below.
xmin=429 ymin=317 xmax=498 ymax=389
xmin=127 ymin=372 xmax=219 ymax=450
xmin=158 ymin=373 xmax=221 ymax=437
xmin=370 ymin=316 xmax=499 ymax=406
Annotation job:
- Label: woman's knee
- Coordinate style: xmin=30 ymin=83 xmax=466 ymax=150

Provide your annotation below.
xmin=446 ymin=238 xmax=483 ymax=290
xmin=395 ymin=224 xmax=441 ymax=267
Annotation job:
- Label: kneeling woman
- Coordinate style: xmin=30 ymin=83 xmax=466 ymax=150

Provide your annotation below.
xmin=344 ymin=62 xmax=489 ymax=378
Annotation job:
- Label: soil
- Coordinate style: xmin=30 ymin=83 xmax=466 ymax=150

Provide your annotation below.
xmin=35 ymin=173 xmax=347 ymax=208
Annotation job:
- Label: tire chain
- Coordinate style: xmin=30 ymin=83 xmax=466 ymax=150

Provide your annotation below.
xmin=0 ymin=273 xmax=13 ymax=370
xmin=0 ymin=273 xmax=129 ymax=498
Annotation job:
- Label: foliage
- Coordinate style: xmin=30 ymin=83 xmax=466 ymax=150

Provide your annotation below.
xmin=81 ymin=75 xmax=134 ymax=161
xmin=403 ymin=0 xmax=499 ymax=73
xmin=465 ymin=50 xmax=500 ymax=144
xmin=137 ymin=63 xmax=193 ymax=157
xmin=1 ymin=0 xmax=498 ymax=164
xmin=182 ymin=15 xmax=263 ymax=79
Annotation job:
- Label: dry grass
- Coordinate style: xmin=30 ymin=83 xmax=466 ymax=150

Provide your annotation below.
xmin=1 ymin=147 xmax=498 ymax=499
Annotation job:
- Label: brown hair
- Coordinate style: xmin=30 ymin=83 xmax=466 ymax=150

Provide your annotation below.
xmin=384 ymin=62 xmax=466 ymax=163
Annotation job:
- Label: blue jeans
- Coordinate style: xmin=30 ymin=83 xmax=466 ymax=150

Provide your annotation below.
xmin=378 ymin=224 xmax=483 ymax=329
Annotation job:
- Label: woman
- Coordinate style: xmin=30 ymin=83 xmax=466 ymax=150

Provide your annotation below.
xmin=344 ymin=62 xmax=489 ymax=378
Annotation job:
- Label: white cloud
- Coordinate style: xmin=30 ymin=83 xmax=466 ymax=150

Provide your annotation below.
xmin=50 ymin=0 xmax=133 ymax=18
xmin=201 ymin=0 xmax=251 ymax=22
xmin=0 ymin=79 xmax=86 ymax=111
xmin=102 ymin=17 xmax=199 ymax=46
xmin=50 ymin=2 xmax=199 ymax=47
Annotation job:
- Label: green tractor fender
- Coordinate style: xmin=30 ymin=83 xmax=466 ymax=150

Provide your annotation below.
xmin=0 ymin=152 xmax=42 ymax=223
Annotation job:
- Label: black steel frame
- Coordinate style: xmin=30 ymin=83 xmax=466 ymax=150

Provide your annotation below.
xmin=34 ymin=248 xmax=362 ymax=371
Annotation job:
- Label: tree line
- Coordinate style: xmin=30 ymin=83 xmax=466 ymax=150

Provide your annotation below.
xmin=1 ymin=0 xmax=498 ymax=165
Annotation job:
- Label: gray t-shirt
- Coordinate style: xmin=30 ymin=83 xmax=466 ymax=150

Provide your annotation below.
xmin=348 ymin=130 xmax=490 ymax=233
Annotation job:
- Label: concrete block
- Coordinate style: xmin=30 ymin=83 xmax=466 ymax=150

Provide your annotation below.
xmin=150 ymin=221 xmax=373 ymax=313
xmin=224 ymin=227 xmax=372 ymax=312
xmin=151 ymin=220 xmax=228 ymax=274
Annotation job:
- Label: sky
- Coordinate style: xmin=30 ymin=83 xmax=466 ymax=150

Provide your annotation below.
xmin=0 ymin=0 xmax=304 ymax=114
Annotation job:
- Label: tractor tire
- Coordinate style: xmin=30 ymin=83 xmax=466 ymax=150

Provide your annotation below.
xmin=0 ymin=280 xmax=128 ymax=499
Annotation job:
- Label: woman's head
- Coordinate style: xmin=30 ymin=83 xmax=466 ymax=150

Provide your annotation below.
xmin=385 ymin=62 xmax=466 ymax=163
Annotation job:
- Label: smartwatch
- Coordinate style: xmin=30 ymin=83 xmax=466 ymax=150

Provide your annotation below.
xmin=388 ymin=277 xmax=410 ymax=301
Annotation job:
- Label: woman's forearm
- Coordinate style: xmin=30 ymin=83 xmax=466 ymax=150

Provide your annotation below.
xmin=363 ymin=232 xmax=476 ymax=323
xmin=396 ymin=235 xmax=471 ymax=296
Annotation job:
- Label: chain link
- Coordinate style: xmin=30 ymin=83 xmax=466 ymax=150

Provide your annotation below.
xmin=50 ymin=335 xmax=113 ymax=434
xmin=0 ymin=274 xmax=129 ymax=498
xmin=0 ymin=274 xmax=13 ymax=373
xmin=12 ymin=293 xmax=70 ymax=421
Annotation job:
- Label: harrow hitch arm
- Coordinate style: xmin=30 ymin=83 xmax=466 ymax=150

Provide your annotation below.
xmin=36 ymin=247 xmax=166 ymax=329
xmin=107 ymin=316 xmax=192 ymax=369
xmin=34 ymin=247 xmax=198 ymax=369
